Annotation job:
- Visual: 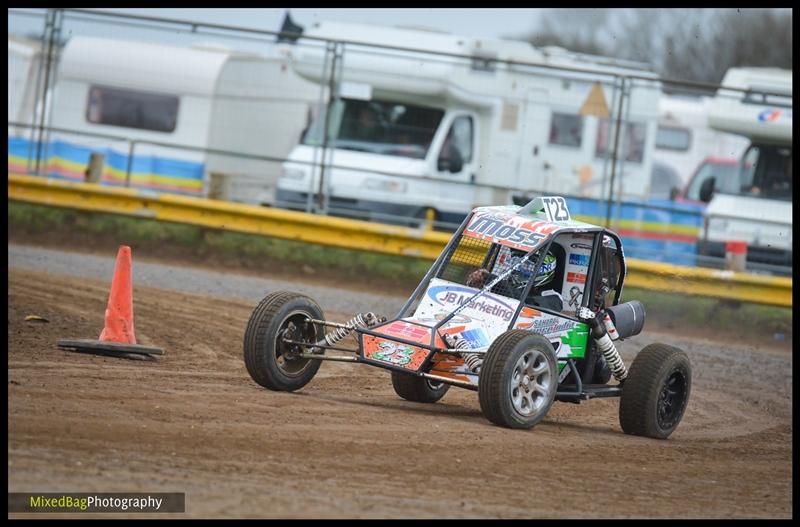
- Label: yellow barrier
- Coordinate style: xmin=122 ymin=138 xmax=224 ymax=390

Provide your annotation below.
xmin=8 ymin=174 xmax=792 ymax=308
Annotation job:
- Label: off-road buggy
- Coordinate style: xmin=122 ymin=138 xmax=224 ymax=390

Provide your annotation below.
xmin=244 ymin=196 xmax=691 ymax=438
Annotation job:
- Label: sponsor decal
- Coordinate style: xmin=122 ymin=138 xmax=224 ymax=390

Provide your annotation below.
xmin=465 ymin=212 xmax=548 ymax=251
xmin=459 ymin=328 xmax=490 ymax=349
xmin=377 ymin=320 xmax=430 ymax=342
xmin=757 ymin=109 xmax=782 ymax=123
xmin=567 ymin=285 xmax=583 ymax=308
xmin=569 ymin=253 xmax=590 ymax=266
xmin=427 ymin=285 xmax=517 ymax=321
xmin=523 ymin=316 xmax=577 ymax=336
xmin=570 ymin=242 xmax=593 ymax=251
xmin=567 ymin=272 xmax=587 ymax=284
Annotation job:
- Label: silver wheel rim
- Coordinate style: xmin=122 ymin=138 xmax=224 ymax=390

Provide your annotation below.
xmin=510 ymin=349 xmax=552 ymax=416
xmin=274 ymin=310 xmax=317 ymax=377
xmin=426 ymin=379 xmax=444 ymax=391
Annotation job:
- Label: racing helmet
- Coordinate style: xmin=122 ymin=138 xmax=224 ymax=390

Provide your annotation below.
xmin=532 ymin=251 xmax=557 ymax=288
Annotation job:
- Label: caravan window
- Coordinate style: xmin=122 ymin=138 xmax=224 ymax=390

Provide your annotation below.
xmin=549 ymin=113 xmax=583 ymax=147
xmin=442 ymin=116 xmax=474 ymax=163
xmin=595 ymin=119 xmax=646 ymax=163
xmin=301 ymin=98 xmax=444 ymax=159
xmin=86 ymin=85 xmax=178 ymax=133
xmin=655 ymin=126 xmax=691 ymax=151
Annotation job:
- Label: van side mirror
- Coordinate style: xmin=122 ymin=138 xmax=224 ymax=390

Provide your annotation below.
xmin=438 ymin=147 xmax=464 ymax=173
xmin=699 ymin=177 xmax=715 ymax=203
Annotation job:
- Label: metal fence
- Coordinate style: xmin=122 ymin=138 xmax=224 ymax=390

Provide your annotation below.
xmin=7 ymin=8 xmax=792 ymax=276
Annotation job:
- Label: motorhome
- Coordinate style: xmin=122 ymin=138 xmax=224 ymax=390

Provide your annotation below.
xmin=8 ymin=35 xmax=321 ymax=204
xmin=8 ymin=36 xmax=44 ymax=133
xmin=703 ymin=67 xmax=792 ymax=271
xmin=655 ymin=94 xmax=748 ymax=187
xmin=276 ymin=21 xmax=661 ymax=226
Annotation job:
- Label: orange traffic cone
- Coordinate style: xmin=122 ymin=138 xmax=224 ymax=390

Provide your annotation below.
xmin=57 ymin=245 xmax=163 ymax=360
xmin=99 ymin=245 xmax=136 ymax=344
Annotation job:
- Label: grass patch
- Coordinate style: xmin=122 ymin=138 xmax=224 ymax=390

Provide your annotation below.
xmin=622 ymin=286 xmax=792 ymax=339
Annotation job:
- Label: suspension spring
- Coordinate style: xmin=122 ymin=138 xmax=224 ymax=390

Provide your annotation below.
xmin=315 ymin=312 xmax=382 ymax=348
xmin=445 ymin=334 xmax=483 ymax=374
xmin=595 ymin=332 xmax=628 ymax=381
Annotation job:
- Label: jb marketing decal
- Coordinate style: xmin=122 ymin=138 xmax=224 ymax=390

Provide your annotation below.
xmin=427 ymin=284 xmax=517 ymax=321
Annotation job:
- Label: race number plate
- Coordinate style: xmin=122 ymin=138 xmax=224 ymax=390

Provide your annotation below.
xmin=540 ymin=196 xmax=571 ymax=222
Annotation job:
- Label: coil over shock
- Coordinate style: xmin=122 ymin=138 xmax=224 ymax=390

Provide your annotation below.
xmin=313 ymin=312 xmax=384 ymax=349
xmin=577 ymin=307 xmax=628 ymax=381
xmin=443 ymin=334 xmax=483 ymax=374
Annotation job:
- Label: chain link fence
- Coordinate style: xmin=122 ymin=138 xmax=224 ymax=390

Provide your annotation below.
xmin=8 ymin=8 xmax=792 ymax=276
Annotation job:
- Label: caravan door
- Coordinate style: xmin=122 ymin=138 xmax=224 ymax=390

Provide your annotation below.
xmin=430 ymin=111 xmax=479 ymax=222
xmin=518 ymin=89 xmax=559 ymax=194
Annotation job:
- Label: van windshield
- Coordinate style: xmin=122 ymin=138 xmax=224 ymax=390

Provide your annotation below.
xmin=732 ymin=144 xmax=792 ymax=201
xmin=302 ymin=98 xmax=444 ymax=159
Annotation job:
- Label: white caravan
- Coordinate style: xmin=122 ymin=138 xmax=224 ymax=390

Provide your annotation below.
xmin=276 ymin=21 xmax=661 ymax=225
xmin=28 ymin=35 xmax=320 ymax=203
xmin=703 ymin=67 xmax=792 ymax=270
xmin=654 ymin=94 xmax=749 ymax=186
xmin=8 ymin=36 xmax=44 ymax=132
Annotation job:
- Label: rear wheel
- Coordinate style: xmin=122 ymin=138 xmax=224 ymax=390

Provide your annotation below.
xmin=391 ymin=371 xmax=450 ymax=403
xmin=478 ymin=330 xmax=558 ymax=429
xmin=244 ymin=291 xmax=324 ymax=392
xmin=619 ymin=343 xmax=691 ymax=439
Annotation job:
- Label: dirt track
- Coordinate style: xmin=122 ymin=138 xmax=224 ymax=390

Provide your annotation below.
xmin=8 ymin=266 xmax=792 ymax=518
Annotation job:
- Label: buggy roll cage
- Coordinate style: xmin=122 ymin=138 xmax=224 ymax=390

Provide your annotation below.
xmin=296 ymin=210 xmax=627 ymax=370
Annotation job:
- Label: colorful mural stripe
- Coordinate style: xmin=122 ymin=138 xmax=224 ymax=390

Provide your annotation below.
xmin=8 ymin=136 xmax=204 ymax=196
xmin=567 ymin=197 xmax=704 ymax=267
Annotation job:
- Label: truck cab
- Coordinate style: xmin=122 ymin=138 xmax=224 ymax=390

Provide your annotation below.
xmin=701 ymin=68 xmax=792 ymax=272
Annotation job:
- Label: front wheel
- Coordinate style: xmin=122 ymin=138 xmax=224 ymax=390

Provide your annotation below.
xmin=391 ymin=372 xmax=450 ymax=403
xmin=244 ymin=291 xmax=324 ymax=392
xmin=478 ymin=330 xmax=558 ymax=429
xmin=619 ymin=343 xmax=691 ymax=439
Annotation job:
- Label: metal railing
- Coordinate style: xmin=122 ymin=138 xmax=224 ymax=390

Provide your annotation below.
xmin=7 ymin=8 xmax=793 ymax=277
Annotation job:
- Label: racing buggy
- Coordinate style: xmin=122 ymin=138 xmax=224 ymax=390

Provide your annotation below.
xmin=244 ymin=196 xmax=691 ymax=439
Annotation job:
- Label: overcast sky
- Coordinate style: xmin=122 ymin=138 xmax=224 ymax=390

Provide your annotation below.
xmin=95 ymin=8 xmax=544 ymax=40
xmin=9 ymin=8 xmax=544 ymax=43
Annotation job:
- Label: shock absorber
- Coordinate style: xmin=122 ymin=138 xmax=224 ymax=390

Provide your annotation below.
xmin=577 ymin=307 xmax=628 ymax=382
xmin=314 ymin=312 xmax=383 ymax=348
xmin=444 ymin=334 xmax=483 ymax=374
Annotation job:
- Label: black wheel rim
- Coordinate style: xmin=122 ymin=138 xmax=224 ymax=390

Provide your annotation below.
xmin=274 ymin=311 xmax=318 ymax=377
xmin=657 ymin=369 xmax=688 ymax=430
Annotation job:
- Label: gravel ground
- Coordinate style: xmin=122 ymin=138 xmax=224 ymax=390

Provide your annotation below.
xmin=8 ymin=244 xmax=793 ymax=518
xmin=8 ymin=244 xmax=405 ymax=316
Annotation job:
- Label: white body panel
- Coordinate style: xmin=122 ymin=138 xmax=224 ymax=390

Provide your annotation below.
xmin=703 ymin=68 xmax=793 ymax=261
xmin=44 ymin=36 xmax=320 ymax=202
xmin=279 ymin=21 xmax=661 ymax=215
xmin=655 ymin=96 xmax=749 ymax=183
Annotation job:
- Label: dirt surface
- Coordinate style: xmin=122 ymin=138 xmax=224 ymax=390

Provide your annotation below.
xmin=8 ymin=266 xmax=793 ymax=518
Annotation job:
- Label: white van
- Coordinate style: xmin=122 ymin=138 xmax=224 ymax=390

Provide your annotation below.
xmin=276 ymin=21 xmax=661 ymax=225
xmin=17 ymin=35 xmax=320 ymax=204
xmin=703 ymin=67 xmax=792 ymax=270
xmin=654 ymin=94 xmax=748 ymax=187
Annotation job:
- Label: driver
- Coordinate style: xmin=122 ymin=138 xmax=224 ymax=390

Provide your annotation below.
xmin=466 ymin=247 xmax=563 ymax=311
